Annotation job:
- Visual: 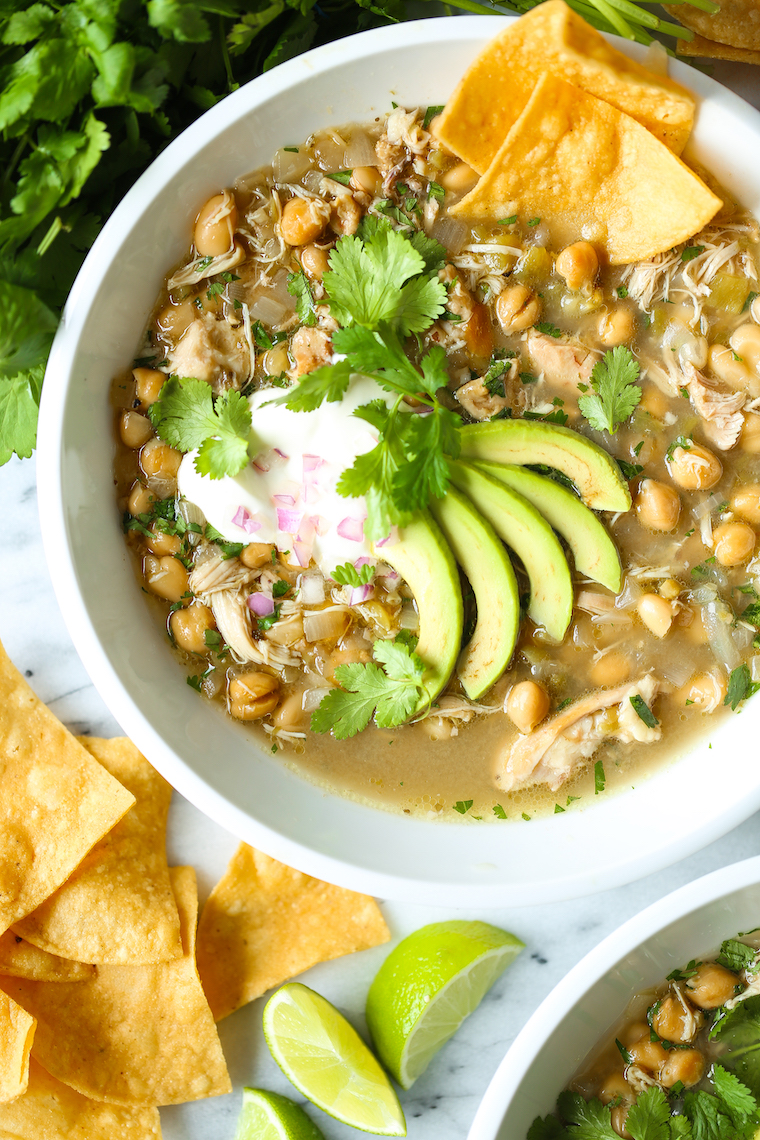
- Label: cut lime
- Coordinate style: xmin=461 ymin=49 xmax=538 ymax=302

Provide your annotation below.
xmin=234 ymin=1088 xmax=325 ymax=1140
xmin=263 ymin=983 xmax=406 ymax=1137
xmin=366 ymin=920 xmax=524 ymax=1089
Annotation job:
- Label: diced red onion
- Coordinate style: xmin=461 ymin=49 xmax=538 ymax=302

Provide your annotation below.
xmin=247 ymin=593 xmax=275 ymax=617
xmin=312 ymin=515 xmax=329 ymax=536
xmin=349 ymin=584 xmax=374 ymax=605
xmin=277 ymin=508 xmax=302 ymax=534
xmin=303 ymin=481 xmax=323 ymax=504
xmin=297 ymin=516 xmax=316 ymax=545
xmin=376 ymin=526 xmax=398 ymax=548
xmin=252 ymin=455 xmax=270 ymax=473
xmin=292 ymin=541 xmax=312 ymax=568
xmin=273 ymin=448 xmax=289 ymax=460
xmin=273 ymin=493 xmax=296 ymax=506
xmin=232 ymin=506 xmax=262 ymax=534
xmin=303 ymin=454 xmax=324 ymax=475
xmin=338 ymin=516 xmax=365 ymax=542
xmin=355 ymin=556 xmax=373 ymax=569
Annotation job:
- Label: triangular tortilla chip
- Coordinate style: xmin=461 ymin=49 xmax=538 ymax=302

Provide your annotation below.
xmin=0 ymin=990 xmax=35 ymax=1103
xmin=676 ymin=33 xmax=760 ymax=64
xmin=0 ymin=640 xmax=135 ymax=938
xmin=665 ymin=0 xmax=760 ymax=51
xmin=14 ymin=738 xmax=182 ymax=965
xmin=0 ymin=868 xmax=230 ymax=1107
xmin=436 ymin=0 xmax=696 ymax=173
xmin=450 ymin=73 xmax=722 ymax=265
xmin=0 ymin=931 xmax=94 ymax=982
xmin=196 ymin=844 xmax=390 ymax=1022
xmin=0 ymin=1058 xmax=161 ymax=1139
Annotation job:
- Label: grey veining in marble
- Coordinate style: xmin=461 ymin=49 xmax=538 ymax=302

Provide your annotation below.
xmin=3 ymin=58 xmax=760 ymax=1140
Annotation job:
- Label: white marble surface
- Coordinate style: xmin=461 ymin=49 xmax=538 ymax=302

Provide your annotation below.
xmin=3 ymin=56 xmax=760 ymax=1140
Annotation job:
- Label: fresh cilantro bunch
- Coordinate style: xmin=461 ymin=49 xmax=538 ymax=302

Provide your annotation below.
xmin=311 ymin=637 xmax=426 ymax=738
xmin=148 ymin=375 xmax=253 ymax=478
xmin=578 ymin=346 xmax=642 ymax=436
xmin=280 ymin=218 xmax=462 ymax=540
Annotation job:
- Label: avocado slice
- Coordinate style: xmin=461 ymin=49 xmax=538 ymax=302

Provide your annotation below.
xmin=450 ymin=461 xmax=573 ymax=641
xmin=459 ymin=420 xmax=631 ymax=513
xmin=373 ymin=512 xmax=463 ymax=711
xmin=430 ymin=486 xmax=520 ymax=700
xmin=473 ymin=461 xmax=623 ymax=593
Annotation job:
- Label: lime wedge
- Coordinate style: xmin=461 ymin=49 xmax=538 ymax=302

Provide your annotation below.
xmin=366 ymin=920 xmax=524 ymax=1089
xmin=263 ymin=983 xmax=406 ymax=1137
xmin=234 ymin=1088 xmax=325 ymax=1140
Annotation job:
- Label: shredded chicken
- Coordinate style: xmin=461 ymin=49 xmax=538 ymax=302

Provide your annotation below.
xmin=167 ymin=243 xmax=245 ymax=290
xmin=671 ymin=982 xmax=702 ymax=1041
xmin=496 ymin=675 xmax=661 ymax=792
xmin=525 ymin=330 xmax=599 ymax=392
xmin=290 ymin=326 xmax=332 ymax=376
xmin=188 ymin=551 xmax=255 ymax=596
xmin=168 ymin=313 xmax=250 ymax=388
xmin=683 ymin=361 xmax=746 ymax=450
xmin=455 ymin=366 xmax=518 ymax=420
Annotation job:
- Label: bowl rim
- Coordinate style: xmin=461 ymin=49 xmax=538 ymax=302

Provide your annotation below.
xmin=467 ymin=853 xmax=760 ymax=1138
xmin=35 ymin=14 xmax=760 ymax=906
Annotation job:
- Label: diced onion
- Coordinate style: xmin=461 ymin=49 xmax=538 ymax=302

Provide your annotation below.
xmin=400 ymin=602 xmax=419 ymax=630
xmin=615 ymin=576 xmax=643 ymax=610
xmin=273 ymin=147 xmax=312 ymax=184
xmin=751 ymin=655 xmax=760 ymax=683
xmin=313 ymin=133 xmax=346 ymax=170
xmin=248 ymin=292 xmax=290 ymax=326
xmin=349 ymin=584 xmax=374 ymax=605
xmin=659 ymin=658 xmax=696 ymax=688
xmin=247 ymin=593 xmax=275 ymax=617
xmin=300 ymin=573 xmax=326 ymax=605
xmin=302 ymin=685 xmax=332 ymax=712
xmin=344 ymin=131 xmax=378 ymax=169
xmin=232 ymin=506 xmax=262 ymax=534
xmin=430 ymin=216 xmax=468 ymax=255
xmin=702 ymin=602 xmax=741 ymax=670
xmin=277 ymin=508 xmax=302 ymax=534
xmin=303 ymin=607 xmax=349 ymax=643
xmin=291 ymin=541 xmax=313 ymax=568
xmin=337 ymin=516 xmax=365 ymax=542
xmin=178 ymin=499 xmax=205 ymax=545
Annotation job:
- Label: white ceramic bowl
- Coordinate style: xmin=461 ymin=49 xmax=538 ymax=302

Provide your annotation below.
xmin=468 ymin=854 xmax=760 ymax=1138
xmin=36 ymin=16 xmax=760 ymax=906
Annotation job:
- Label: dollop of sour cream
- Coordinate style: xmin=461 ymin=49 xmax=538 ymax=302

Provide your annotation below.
xmin=177 ymin=375 xmax=392 ymax=576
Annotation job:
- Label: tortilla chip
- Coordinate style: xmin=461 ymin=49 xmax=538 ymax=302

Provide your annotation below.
xmin=450 ymin=72 xmax=722 ymax=266
xmin=665 ymin=0 xmax=760 ymax=51
xmin=0 ymin=931 xmax=94 ymax=982
xmin=676 ymin=33 xmax=760 ymax=64
xmin=196 ymin=844 xmax=390 ymax=1022
xmin=0 ymin=990 xmax=35 ymax=1103
xmin=0 ymin=1059 xmax=161 ymax=1139
xmin=14 ymin=738 xmax=182 ymax=966
xmin=0 ymin=639 xmax=135 ymax=938
xmin=435 ymin=0 xmax=696 ymax=173
xmin=0 ymin=867 xmax=230 ymax=1107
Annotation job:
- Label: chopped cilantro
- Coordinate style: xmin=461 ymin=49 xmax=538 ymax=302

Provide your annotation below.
xmin=724 ymin=664 xmax=760 ymax=710
xmin=535 ymin=321 xmax=561 ymax=338
xmin=187 ymin=669 xmax=212 ymax=692
xmin=617 ymin=458 xmax=643 ymax=480
xmin=522 ymin=812 xmax=531 ymax=821
xmin=557 ymin=1092 xmax=617 ymax=1138
xmin=493 ymin=804 xmax=508 ymax=819
xmin=499 ymin=215 xmax=518 ymax=226
xmin=287 ymin=270 xmax=318 ymax=327
xmin=616 ymin=285 xmax=629 ymax=299
xmin=483 ymin=357 xmax=513 ymax=398
xmin=327 ymin=170 xmax=353 ymax=186
xmin=520 ymin=371 xmax=537 ymax=385
xmin=271 ymin=579 xmax=291 ymax=598
xmin=423 ymin=105 xmax=444 ymax=129
xmin=528 ymin=216 xmax=541 ymax=226
xmin=255 ymin=603 xmax=281 ymax=632
xmin=717 ymin=938 xmax=757 ymax=973
xmin=203 ymin=629 xmax=225 ymax=654
xmin=742 ymin=602 xmax=760 ymax=629
xmin=428 ymin=181 xmax=445 ymax=202
xmin=667 ymin=959 xmax=700 ymax=982
xmin=204 ymin=524 xmax=245 ymax=560
xmin=148 ymin=378 xmax=253 ymax=480
xmin=554 ymin=803 xmax=565 ymax=813
xmin=311 ymin=639 xmax=426 ymax=738
xmin=578 ymin=346 xmax=642 ymax=435
xmin=206 ymin=281 xmax=225 ymax=299
xmin=524 ymin=408 xmax=569 ymax=426
xmin=744 ymin=291 xmax=759 ymax=312
xmin=556 ymin=698 xmax=572 ymax=711
xmin=453 ymin=799 xmax=473 ymax=814
xmin=283 ymin=146 xmax=299 ymax=153
xmin=567 ymin=796 xmax=581 ymax=805
xmin=681 ymin=244 xmax=705 ymax=262
xmin=594 ymin=760 xmax=605 ymax=794
xmin=630 ymin=693 xmax=659 ymax=728
xmin=332 ymin=561 xmax=374 ymax=587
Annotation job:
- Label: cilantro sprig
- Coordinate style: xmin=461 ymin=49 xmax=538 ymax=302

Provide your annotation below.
xmin=578 ymin=346 xmax=642 ymax=435
xmin=332 ymin=561 xmax=374 ymax=587
xmin=311 ymin=638 xmax=426 ymax=738
xmin=148 ymin=376 xmax=253 ymax=479
xmin=277 ymin=220 xmax=460 ymax=540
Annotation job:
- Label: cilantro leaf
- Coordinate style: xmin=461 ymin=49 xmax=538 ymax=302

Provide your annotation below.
xmin=287 ymin=270 xmax=317 ymax=327
xmin=626 ymin=1087 xmax=671 ymax=1140
xmin=311 ymin=639 xmax=425 ymax=738
xmin=724 ymin=664 xmax=760 ymax=710
xmin=0 ymin=365 xmax=44 ymax=463
xmin=712 ymin=1065 xmax=758 ymax=1128
xmin=408 ymin=230 xmax=447 ymax=275
xmin=527 ymin=1115 xmax=570 ymax=1139
xmin=578 ymin=347 xmax=642 ymax=435
xmin=332 ymin=561 xmax=374 ymax=587
xmin=557 ymin=1091 xmax=618 ymax=1138
xmin=683 ymin=1090 xmax=737 ymax=1140
xmin=149 ymin=376 xmax=252 ymax=479
xmin=279 ymin=358 xmax=354 ymax=413
xmin=710 ymin=994 xmax=760 ymax=1093
xmin=717 ymin=939 xmax=757 ymax=973
xmin=630 ymin=694 xmax=659 ymax=728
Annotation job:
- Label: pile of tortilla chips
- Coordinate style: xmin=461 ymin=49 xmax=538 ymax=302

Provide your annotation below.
xmin=0 ymin=636 xmax=389 ymax=1137
xmin=666 ymin=0 xmax=760 ymax=65
xmin=436 ymin=0 xmax=723 ymax=264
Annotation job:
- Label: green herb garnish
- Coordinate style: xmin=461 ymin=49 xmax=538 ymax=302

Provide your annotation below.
xmin=453 ymin=799 xmax=473 ymax=814
xmin=630 ymin=693 xmax=659 ymax=728
xmin=594 ymin=760 xmax=605 ymax=794
xmin=149 ymin=378 xmax=253 ymax=480
xmin=681 ymin=245 xmax=705 ymax=262
xmin=724 ymin=664 xmax=760 ymax=711
xmin=423 ymin=105 xmax=444 ymax=129
xmin=535 ymin=321 xmax=561 ymax=338
xmin=332 ymin=561 xmax=374 ymax=587
xmin=493 ymin=804 xmax=508 ymax=819
xmin=578 ymin=346 xmax=642 ymax=435
xmin=311 ymin=639 xmax=426 ymax=739
xmin=287 ymin=270 xmax=317 ymax=327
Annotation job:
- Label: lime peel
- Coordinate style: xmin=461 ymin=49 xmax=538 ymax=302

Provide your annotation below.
xmin=366 ymin=920 xmax=524 ymax=1089
xmin=263 ymin=983 xmax=406 ymax=1137
xmin=234 ymin=1087 xmax=326 ymax=1140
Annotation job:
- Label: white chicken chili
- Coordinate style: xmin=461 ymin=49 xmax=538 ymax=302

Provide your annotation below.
xmin=113 ymin=103 xmax=760 ymax=822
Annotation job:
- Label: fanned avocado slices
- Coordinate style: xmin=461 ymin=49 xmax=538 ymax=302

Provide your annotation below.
xmin=458 ymin=419 xmax=631 ymax=513
xmin=373 ymin=512 xmax=463 ymax=713
xmin=450 ymin=461 xmax=574 ymax=641
xmin=430 ymin=486 xmax=520 ymax=700
xmin=473 ymin=461 xmax=623 ymax=593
